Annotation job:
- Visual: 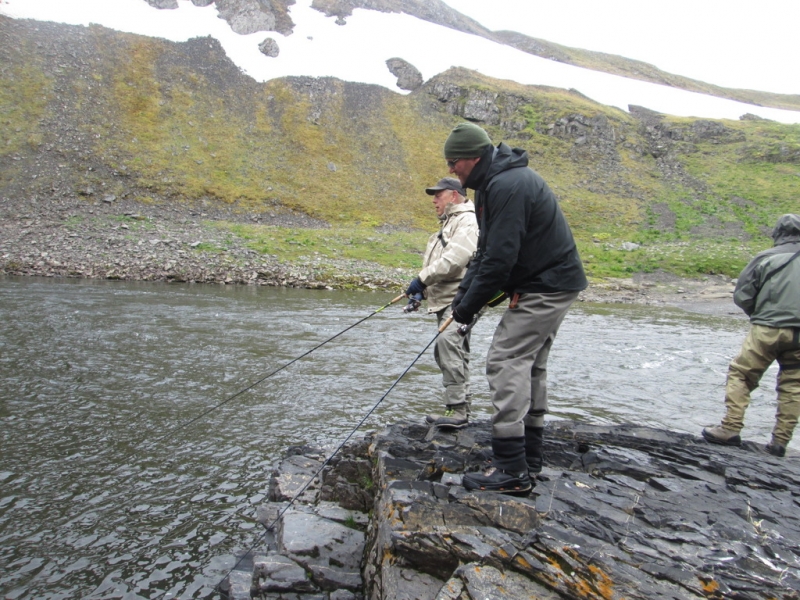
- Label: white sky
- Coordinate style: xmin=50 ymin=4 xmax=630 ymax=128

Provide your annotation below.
xmin=2 ymin=0 xmax=799 ymax=124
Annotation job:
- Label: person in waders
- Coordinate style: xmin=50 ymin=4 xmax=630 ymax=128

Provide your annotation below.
xmin=703 ymin=214 xmax=800 ymax=457
xmin=404 ymin=178 xmax=479 ymax=429
xmin=444 ymin=122 xmax=587 ymax=494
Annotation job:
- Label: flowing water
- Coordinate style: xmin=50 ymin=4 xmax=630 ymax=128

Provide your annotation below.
xmin=0 ymin=277 xmax=788 ymax=599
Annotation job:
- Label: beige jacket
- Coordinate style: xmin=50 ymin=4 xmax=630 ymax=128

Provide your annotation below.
xmin=419 ymin=200 xmax=479 ymax=313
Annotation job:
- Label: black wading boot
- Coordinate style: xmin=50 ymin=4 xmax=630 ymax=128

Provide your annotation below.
xmin=525 ymin=426 xmax=544 ymax=474
xmin=766 ymin=437 xmax=787 ymax=457
xmin=463 ymin=437 xmax=531 ymax=495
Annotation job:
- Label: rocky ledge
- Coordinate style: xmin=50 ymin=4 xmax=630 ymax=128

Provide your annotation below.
xmin=224 ymin=419 xmax=799 ymax=599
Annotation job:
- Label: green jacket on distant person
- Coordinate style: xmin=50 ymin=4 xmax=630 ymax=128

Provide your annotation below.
xmin=734 ymin=213 xmax=800 ymax=328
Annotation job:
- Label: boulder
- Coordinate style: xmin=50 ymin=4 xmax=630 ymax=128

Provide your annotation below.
xmin=386 ymin=57 xmax=423 ymax=91
xmin=215 ymin=0 xmax=295 ymax=36
xmin=258 ymin=37 xmax=280 ymax=57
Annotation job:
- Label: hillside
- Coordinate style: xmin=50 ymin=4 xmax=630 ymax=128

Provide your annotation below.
xmin=1 ymin=15 xmax=799 ymax=286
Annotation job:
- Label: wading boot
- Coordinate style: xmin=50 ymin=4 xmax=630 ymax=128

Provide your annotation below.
xmin=525 ymin=426 xmax=544 ymax=474
xmin=463 ymin=437 xmax=531 ymax=495
xmin=425 ymin=403 xmax=468 ymax=429
xmin=766 ymin=438 xmax=786 ymax=457
xmin=702 ymin=425 xmax=741 ymax=446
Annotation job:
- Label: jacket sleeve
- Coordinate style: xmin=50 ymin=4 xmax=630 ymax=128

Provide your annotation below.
xmin=458 ymin=184 xmax=527 ymax=314
xmin=418 ymin=214 xmax=478 ymax=285
xmin=733 ymin=255 xmax=764 ymax=316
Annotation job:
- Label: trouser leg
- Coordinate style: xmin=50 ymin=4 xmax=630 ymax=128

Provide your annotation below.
xmin=524 ymin=336 xmax=554 ymax=429
xmin=772 ymin=328 xmax=800 ymax=445
xmin=435 ymin=306 xmax=471 ymax=408
xmin=486 ymin=291 xmax=578 ymax=439
xmin=722 ymin=325 xmax=776 ymax=432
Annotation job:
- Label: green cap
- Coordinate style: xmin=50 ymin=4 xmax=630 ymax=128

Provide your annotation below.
xmin=443 ymin=122 xmax=492 ymax=158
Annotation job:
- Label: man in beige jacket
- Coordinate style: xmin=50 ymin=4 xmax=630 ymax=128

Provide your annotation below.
xmin=404 ymin=178 xmax=479 ymax=428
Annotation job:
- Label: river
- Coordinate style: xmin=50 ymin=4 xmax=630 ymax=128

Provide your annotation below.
xmin=0 ymin=277 xmax=787 ymax=599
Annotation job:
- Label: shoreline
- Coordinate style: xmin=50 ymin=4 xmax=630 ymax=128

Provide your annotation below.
xmin=0 ymin=195 xmax=743 ymax=317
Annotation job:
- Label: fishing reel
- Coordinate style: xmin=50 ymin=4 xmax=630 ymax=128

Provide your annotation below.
xmin=402 ymin=293 xmax=423 ymax=313
xmin=457 ymin=316 xmax=478 ymax=336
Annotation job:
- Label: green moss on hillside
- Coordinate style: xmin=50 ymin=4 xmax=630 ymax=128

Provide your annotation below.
xmin=0 ymin=56 xmax=51 ymax=155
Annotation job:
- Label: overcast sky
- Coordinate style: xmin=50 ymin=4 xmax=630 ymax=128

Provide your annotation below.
xmin=2 ymin=0 xmax=799 ymax=123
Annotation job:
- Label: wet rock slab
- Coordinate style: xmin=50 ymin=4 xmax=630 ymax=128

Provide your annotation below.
xmin=366 ymin=419 xmax=800 ymax=599
xmin=223 ymin=442 xmax=371 ymax=600
xmin=227 ymin=420 xmax=800 ymax=599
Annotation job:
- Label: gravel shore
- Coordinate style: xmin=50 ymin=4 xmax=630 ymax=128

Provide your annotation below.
xmin=0 ymin=195 xmax=742 ymax=316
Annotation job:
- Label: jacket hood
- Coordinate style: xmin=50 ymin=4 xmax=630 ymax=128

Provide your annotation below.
xmin=772 ymin=213 xmax=800 ymax=245
xmin=444 ymin=199 xmax=475 ymax=217
xmin=464 ymin=143 xmax=528 ymax=190
xmin=484 ymin=142 xmax=529 ymax=181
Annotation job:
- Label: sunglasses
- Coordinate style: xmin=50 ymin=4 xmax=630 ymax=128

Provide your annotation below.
xmin=446 ymin=158 xmax=463 ymax=169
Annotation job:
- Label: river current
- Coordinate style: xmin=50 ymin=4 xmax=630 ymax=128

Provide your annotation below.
xmin=0 ymin=277 xmax=788 ymax=598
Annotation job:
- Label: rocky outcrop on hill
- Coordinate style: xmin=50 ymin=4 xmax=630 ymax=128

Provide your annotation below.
xmin=310 ymin=0 xmax=489 ymax=37
xmin=147 ymin=0 xmax=296 ymax=35
xmin=228 ymin=419 xmax=800 ymax=599
xmin=216 ymin=0 xmax=296 ymax=35
xmin=385 ymin=57 xmax=423 ymax=91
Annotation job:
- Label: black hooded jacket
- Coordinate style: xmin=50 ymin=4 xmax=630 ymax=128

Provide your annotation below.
xmin=457 ymin=143 xmax=587 ymax=316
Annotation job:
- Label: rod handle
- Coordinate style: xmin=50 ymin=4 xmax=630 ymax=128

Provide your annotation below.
xmin=390 ymin=293 xmax=406 ymax=304
xmin=439 ymin=316 xmax=454 ymax=333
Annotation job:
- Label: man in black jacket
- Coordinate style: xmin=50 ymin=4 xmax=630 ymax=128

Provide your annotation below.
xmin=445 ymin=122 xmax=587 ymax=493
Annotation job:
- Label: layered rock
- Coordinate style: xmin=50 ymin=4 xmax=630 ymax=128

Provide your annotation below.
xmin=228 ymin=419 xmax=800 ymax=599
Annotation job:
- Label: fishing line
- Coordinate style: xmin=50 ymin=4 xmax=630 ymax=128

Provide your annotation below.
xmin=208 ymin=327 xmax=444 ymax=599
xmin=95 ymin=293 xmax=412 ymax=595
xmin=146 ymin=293 xmax=406 ymax=448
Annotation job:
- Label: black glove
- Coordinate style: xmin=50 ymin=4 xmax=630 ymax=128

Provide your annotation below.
xmin=405 ymin=277 xmax=426 ymax=297
xmin=451 ymin=287 xmax=466 ymax=311
xmin=451 ymin=304 xmax=475 ymax=325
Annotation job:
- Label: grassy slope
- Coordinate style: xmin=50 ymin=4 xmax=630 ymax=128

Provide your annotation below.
xmin=1 ymin=22 xmax=799 ymax=281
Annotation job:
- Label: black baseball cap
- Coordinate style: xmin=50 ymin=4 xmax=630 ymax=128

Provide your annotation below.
xmin=425 ymin=177 xmax=466 ymax=196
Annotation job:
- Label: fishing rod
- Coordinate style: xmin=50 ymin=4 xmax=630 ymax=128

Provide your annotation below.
xmin=209 ymin=317 xmax=453 ymax=598
xmin=95 ymin=291 xmax=414 ymax=595
xmin=147 ymin=293 xmax=407 ymax=447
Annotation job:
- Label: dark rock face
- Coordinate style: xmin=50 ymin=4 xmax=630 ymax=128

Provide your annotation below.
xmin=238 ymin=419 xmax=800 ymax=599
xmin=364 ymin=419 xmax=800 ymax=599
xmin=386 ymin=57 xmax=423 ymax=91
